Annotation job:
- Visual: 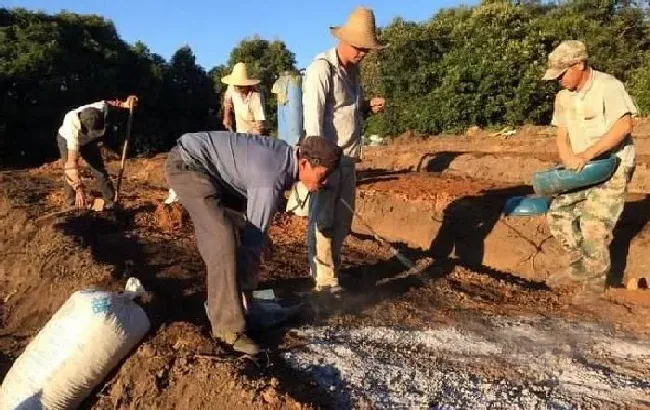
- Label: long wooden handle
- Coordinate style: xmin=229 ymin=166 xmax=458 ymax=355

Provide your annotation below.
xmin=114 ymin=102 xmax=135 ymax=203
xmin=339 ymin=197 xmax=415 ymax=270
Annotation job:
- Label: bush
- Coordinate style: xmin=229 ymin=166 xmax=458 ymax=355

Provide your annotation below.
xmin=362 ymin=0 xmax=650 ymax=137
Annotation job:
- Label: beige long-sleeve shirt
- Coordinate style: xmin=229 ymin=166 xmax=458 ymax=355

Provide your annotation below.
xmin=302 ymin=48 xmax=364 ymax=161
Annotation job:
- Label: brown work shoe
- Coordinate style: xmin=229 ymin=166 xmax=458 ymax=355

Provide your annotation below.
xmin=213 ymin=331 xmax=260 ymax=355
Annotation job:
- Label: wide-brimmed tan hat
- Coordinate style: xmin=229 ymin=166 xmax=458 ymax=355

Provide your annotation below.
xmin=542 ymin=40 xmax=589 ymax=81
xmin=330 ymin=6 xmax=388 ymax=50
xmin=221 ymin=62 xmax=260 ymax=86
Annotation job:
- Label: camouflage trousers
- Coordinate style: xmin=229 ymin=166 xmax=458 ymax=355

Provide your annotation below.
xmin=547 ymin=164 xmax=633 ymax=281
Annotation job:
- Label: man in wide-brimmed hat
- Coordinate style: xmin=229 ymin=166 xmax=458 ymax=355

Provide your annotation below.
xmin=542 ymin=40 xmax=637 ymax=297
xmin=303 ymin=6 xmax=387 ymax=294
xmin=222 ymin=62 xmax=266 ymax=135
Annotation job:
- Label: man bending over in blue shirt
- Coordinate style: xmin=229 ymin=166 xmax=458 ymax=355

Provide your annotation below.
xmin=166 ymin=132 xmax=342 ymax=355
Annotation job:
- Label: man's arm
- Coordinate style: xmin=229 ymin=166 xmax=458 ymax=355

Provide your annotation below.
xmin=303 ymin=60 xmax=330 ymax=137
xmin=252 ymin=92 xmax=266 ymax=135
xmin=106 ymin=95 xmax=138 ymax=109
xmin=61 ymin=112 xmax=85 ymax=206
xmin=579 ymin=79 xmax=637 ymax=162
xmin=222 ymin=87 xmax=234 ymax=131
xmin=550 ymin=92 xmax=584 ymax=170
xmin=556 ymin=126 xmax=574 ymax=165
xmin=238 ymin=186 xmax=278 ymax=284
xmin=579 ymin=115 xmax=633 ymax=162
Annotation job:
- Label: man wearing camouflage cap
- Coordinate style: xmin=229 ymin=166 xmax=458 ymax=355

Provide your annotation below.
xmin=543 ymin=40 xmax=638 ymax=296
xmin=166 ymin=131 xmax=342 ymax=355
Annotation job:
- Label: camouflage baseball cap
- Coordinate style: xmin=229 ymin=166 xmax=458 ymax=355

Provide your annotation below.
xmin=542 ymin=40 xmax=589 ymax=81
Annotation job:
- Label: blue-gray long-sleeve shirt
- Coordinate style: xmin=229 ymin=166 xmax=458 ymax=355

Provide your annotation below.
xmin=176 ymin=131 xmax=298 ymax=276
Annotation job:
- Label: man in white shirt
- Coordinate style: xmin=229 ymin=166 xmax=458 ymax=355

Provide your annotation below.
xmin=222 ymin=63 xmax=266 ymax=135
xmin=303 ymin=6 xmax=386 ymax=293
xmin=57 ymin=95 xmax=137 ymax=209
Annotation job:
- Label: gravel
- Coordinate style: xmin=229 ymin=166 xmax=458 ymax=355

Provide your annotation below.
xmin=283 ymin=315 xmax=650 ymax=409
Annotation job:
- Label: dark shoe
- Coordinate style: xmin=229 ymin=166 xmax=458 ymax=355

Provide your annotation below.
xmin=213 ymin=331 xmax=260 ymax=355
xmin=313 ymin=284 xmax=345 ymax=299
xmin=246 ymin=300 xmax=301 ymax=331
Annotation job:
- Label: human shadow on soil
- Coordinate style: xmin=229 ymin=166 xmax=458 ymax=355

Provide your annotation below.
xmin=336 ymin=184 xmax=548 ymax=304
xmin=416 ymin=151 xmax=464 ymax=172
xmin=54 ymin=210 xmax=342 ymax=410
xmin=610 ymin=194 xmax=650 ymax=287
xmin=356 ymin=169 xmax=410 ymax=186
xmin=428 ymin=185 xmax=535 ymax=276
xmin=54 ymin=210 xmax=207 ymax=330
xmin=355 ymin=151 xmax=464 ymax=187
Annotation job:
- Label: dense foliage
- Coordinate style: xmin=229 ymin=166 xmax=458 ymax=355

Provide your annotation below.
xmin=1 ymin=1 xmax=649 ymax=166
xmin=362 ymin=0 xmax=650 ymax=136
xmin=0 ymin=9 xmax=295 ymax=165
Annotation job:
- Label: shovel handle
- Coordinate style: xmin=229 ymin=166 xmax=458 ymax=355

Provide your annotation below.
xmin=114 ymin=101 xmax=135 ymax=203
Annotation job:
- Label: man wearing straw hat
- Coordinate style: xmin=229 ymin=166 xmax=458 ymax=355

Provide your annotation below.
xmin=303 ymin=6 xmax=387 ymax=293
xmin=542 ymin=40 xmax=637 ymax=296
xmin=222 ymin=62 xmax=267 ymax=135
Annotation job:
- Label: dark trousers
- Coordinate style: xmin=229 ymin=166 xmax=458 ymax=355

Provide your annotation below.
xmin=165 ymin=147 xmax=246 ymax=334
xmin=57 ymin=135 xmax=115 ymax=206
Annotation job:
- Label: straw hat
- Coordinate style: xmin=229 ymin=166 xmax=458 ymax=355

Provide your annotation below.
xmin=330 ymin=7 xmax=387 ymax=50
xmin=221 ymin=62 xmax=260 ymax=86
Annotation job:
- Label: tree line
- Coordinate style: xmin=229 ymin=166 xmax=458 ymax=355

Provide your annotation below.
xmin=0 ymin=8 xmax=296 ymax=166
xmin=361 ymin=0 xmax=650 ymax=136
xmin=2 ymin=0 xmax=650 ymax=166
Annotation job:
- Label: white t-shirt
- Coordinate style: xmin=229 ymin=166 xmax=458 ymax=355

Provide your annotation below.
xmin=224 ymin=85 xmax=266 ymax=134
xmin=57 ymin=101 xmax=108 ymax=151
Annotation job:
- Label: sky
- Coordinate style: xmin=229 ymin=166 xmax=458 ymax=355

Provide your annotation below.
xmin=3 ymin=0 xmax=476 ymax=70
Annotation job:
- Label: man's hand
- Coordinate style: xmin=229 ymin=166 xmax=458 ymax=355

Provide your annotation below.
xmin=563 ymin=154 xmax=587 ymax=172
xmin=124 ymin=95 xmax=139 ymax=109
xmin=223 ymin=118 xmax=234 ymax=132
xmin=251 ymin=122 xmax=265 ymax=135
xmin=64 ymin=164 xmax=82 ymax=190
xmin=74 ymin=188 xmax=87 ymax=208
xmin=370 ymin=97 xmax=386 ymax=114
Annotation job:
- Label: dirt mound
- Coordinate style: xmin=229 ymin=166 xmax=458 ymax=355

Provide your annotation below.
xmin=0 ymin=170 xmax=331 ymax=409
xmin=3 ymin=145 xmax=650 ymax=408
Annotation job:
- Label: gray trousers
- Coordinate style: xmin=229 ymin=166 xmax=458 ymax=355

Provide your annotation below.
xmin=57 ymin=135 xmax=115 ymax=206
xmin=165 ymin=147 xmax=246 ymax=334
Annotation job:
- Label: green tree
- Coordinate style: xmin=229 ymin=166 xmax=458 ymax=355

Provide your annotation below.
xmin=160 ymin=45 xmax=217 ymax=145
xmin=361 ymin=0 xmax=650 ymax=137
